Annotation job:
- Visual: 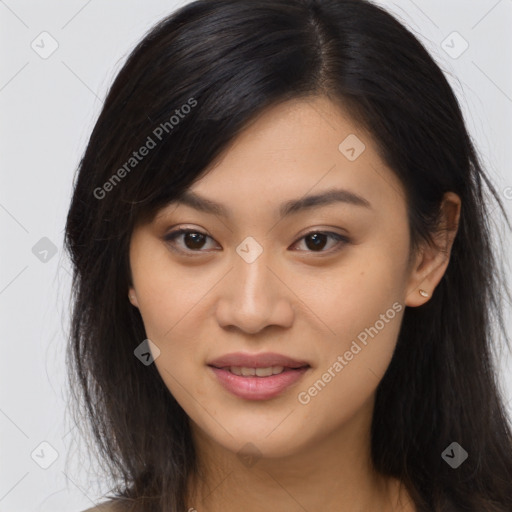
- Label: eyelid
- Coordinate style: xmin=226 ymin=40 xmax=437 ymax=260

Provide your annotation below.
xmin=162 ymin=227 xmax=350 ymax=256
xmin=163 ymin=227 xmax=219 ymax=254
xmin=291 ymin=231 xmax=349 ymax=254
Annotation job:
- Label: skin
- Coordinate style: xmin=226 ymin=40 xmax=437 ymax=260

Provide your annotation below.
xmin=128 ymin=96 xmax=461 ymax=512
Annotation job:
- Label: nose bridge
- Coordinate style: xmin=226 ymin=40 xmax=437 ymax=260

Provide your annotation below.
xmin=215 ymin=239 xmax=293 ymax=333
xmin=237 ymin=246 xmax=273 ymax=304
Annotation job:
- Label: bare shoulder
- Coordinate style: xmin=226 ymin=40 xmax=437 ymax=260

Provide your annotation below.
xmin=80 ymin=499 xmax=131 ymax=512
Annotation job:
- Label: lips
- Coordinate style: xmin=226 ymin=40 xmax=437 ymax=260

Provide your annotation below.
xmin=207 ymin=351 xmax=310 ymax=369
xmin=207 ymin=352 xmax=311 ymax=400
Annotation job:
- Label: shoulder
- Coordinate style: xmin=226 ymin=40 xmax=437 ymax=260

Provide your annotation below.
xmin=80 ymin=499 xmax=131 ymax=512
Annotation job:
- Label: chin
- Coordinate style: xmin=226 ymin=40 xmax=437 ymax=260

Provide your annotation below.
xmin=195 ymin=417 xmax=311 ymax=461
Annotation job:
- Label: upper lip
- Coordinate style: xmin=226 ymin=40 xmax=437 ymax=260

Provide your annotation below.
xmin=208 ymin=352 xmax=310 ymax=369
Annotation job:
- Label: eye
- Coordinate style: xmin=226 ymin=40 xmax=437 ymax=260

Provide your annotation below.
xmin=163 ymin=228 xmax=219 ymax=254
xmin=163 ymin=228 xmax=349 ymax=256
xmin=290 ymin=231 xmax=350 ymax=253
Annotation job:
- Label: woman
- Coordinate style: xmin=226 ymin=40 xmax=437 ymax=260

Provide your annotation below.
xmin=67 ymin=1 xmax=512 ymax=511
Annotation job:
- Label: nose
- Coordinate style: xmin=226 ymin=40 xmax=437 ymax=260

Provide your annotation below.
xmin=215 ymin=250 xmax=294 ymax=335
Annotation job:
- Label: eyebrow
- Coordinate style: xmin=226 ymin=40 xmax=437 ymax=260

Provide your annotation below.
xmin=170 ymin=187 xmax=372 ymax=219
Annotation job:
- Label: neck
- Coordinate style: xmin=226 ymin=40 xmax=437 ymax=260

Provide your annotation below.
xmin=185 ymin=397 xmax=415 ymax=512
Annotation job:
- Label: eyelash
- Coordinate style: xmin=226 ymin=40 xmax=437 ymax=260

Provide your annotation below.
xmin=163 ymin=228 xmax=350 ymax=256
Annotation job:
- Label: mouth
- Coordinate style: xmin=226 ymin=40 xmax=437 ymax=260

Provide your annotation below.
xmin=206 ymin=352 xmax=311 ymax=400
xmin=208 ymin=365 xmax=309 ymax=377
xmin=207 ymin=351 xmax=310 ymax=370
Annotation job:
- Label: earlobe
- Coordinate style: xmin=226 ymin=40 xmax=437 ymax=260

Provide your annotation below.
xmin=405 ymin=287 xmax=431 ymax=307
xmin=405 ymin=192 xmax=461 ymax=308
xmin=128 ymin=287 xmax=139 ymax=308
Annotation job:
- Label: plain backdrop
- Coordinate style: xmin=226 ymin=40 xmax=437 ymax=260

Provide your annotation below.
xmin=1 ymin=1 xmax=511 ymax=511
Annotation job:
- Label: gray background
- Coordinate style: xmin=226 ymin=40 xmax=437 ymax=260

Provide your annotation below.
xmin=1 ymin=1 xmax=511 ymax=511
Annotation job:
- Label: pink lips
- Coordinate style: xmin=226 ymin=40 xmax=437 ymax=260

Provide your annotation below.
xmin=207 ymin=352 xmax=311 ymax=401
xmin=208 ymin=351 xmax=309 ymax=369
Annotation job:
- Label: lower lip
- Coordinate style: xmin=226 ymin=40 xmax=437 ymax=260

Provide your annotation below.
xmin=208 ymin=366 xmax=310 ymax=401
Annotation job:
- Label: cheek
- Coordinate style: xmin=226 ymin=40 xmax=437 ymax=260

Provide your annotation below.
xmin=293 ymin=234 xmax=408 ymax=406
xmin=131 ymin=238 xmax=212 ymax=340
xmin=297 ymin=237 xmax=408 ymax=343
xmin=129 ymin=240 xmax=207 ymax=385
xmin=136 ymin=285 xmax=211 ymax=409
xmin=293 ymin=288 xmax=404 ymax=439
xmin=134 ymin=276 xmax=212 ymax=378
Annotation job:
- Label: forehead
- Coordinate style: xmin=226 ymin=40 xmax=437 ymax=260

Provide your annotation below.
xmin=179 ymin=97 xmax=406 ymax=216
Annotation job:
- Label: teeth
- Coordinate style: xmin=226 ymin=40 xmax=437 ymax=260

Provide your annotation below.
xmin=227 ymin=366 xmax=285 ymax=376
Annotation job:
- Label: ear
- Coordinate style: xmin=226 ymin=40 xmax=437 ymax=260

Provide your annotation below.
xmin=405 ymin=191 xmax=461 ymax=307
xmin=128 ymin=286 xmax=140 ymax=308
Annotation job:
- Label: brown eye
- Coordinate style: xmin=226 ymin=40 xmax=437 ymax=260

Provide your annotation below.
xmin=163 ymin=228 xmax=349 ymax=256
xmin=163 ymin=229 xmax=218 ymax=253
xmin=291 ymin=231 xmax=349 ymax=253
xmin=182 ymin=232 xmax=207 ymax=250
xmin=304 ymin=233 xmax=328 ymax=251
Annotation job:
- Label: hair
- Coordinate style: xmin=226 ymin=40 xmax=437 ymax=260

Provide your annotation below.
xmin=64 ymin=0 xmax=512 ymax=511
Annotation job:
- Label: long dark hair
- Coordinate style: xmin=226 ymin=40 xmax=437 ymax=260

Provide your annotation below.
xmin=64 ymin=1 xmax=512 ymax=510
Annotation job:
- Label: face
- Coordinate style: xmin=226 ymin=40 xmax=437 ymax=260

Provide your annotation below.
xmin=128 ymin=96 xmax=434 ymax=460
